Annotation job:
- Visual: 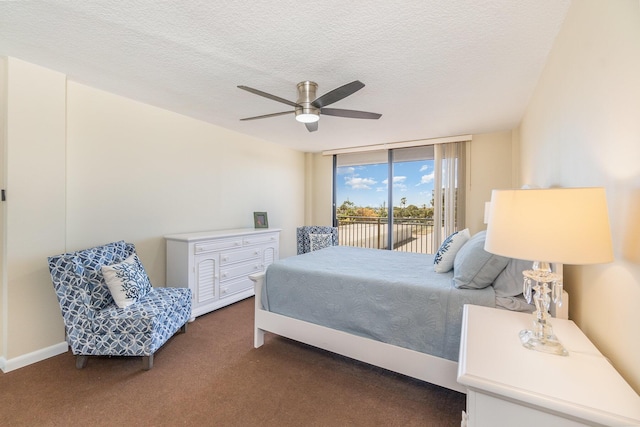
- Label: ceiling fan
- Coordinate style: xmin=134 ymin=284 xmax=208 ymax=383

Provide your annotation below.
xmin=237 ymin=80 xmax=382 ymax=132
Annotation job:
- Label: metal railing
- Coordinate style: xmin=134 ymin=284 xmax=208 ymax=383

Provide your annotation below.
xmin=337 ymin=215 xmax=436 ymax=254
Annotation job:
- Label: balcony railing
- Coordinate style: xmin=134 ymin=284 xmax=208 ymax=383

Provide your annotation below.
xmin=337 ymin=215 xmax=436 ymax=254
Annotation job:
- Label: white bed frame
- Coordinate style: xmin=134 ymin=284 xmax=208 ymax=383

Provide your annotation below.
xmin=250 ymin=247 xmax=573 ymax=397
xmin=250 ymin=273 xmax=466 ymax=393
xmin=250 ymin=270 xmax=569 ymax=394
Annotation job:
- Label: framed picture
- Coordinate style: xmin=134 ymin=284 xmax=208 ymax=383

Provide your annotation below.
xmin=253 ymin=212 xmax=269 ymax=228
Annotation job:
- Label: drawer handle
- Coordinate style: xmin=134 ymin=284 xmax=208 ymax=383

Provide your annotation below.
xmin=222 ymin=256 xmax=229 ymax=262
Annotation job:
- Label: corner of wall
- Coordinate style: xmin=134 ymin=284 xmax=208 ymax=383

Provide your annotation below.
xmin=511 ymin=126 xmax=521 ymax=188
xmin=465 ymin=131 xmax=516 ymax=234
xmin=310 ymin=152 xmax=334 ymax=226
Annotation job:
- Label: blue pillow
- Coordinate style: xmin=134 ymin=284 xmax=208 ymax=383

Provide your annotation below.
xmin=434 ymin=228 xmax=470 ymax=273
xmin=493 ymin=258 xmax=535 ymax=297
xmin=453 ymin=231 xmax=510 ymax=289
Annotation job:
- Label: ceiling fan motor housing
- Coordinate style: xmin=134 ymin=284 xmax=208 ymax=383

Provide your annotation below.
xmin=295 ymin=81 xmax=320 ymax=122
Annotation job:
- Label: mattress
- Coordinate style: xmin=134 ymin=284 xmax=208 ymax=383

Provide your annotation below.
xmin=262 ymin=245 xmax=496 ymax=361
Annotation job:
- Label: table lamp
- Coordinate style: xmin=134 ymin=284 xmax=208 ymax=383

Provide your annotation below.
xmin=484 ymin=187 xmax=613 ymax=356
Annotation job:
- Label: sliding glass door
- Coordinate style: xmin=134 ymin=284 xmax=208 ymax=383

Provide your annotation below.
xmin=391 ymin=146 xmax=435 ymax=253
xmin=334 ymin=142 xmax=465 ymax=254
xmin=335 ymin=151 xmax=390 ymax=249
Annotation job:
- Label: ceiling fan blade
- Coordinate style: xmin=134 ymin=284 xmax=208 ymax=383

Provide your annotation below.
xmin=311 ymin=80 xmax=365 ymax=108
xmin=320 ymin=108 xmax=382 ymax=119
xmin=237 ymin=85 xmax=299 ymax=107
xmin=305 ymin=121 xmax=318 ymax=132
xmin=240 ymin=111 xmax=295 ymax=121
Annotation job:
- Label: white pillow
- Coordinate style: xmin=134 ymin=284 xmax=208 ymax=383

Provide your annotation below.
xmin=101 ymin=254 xmax=152 ymax=308
xmin=433 ymin=228 xmax=470 ymax=273
xmin=309 ymin=233 xmax=333 ymax=251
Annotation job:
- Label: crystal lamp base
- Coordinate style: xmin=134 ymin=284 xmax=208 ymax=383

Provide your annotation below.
xmin=520 ymin=262 xmax=568 ymax=356
xmin=519 ymin=329 xmax=568 ymax=356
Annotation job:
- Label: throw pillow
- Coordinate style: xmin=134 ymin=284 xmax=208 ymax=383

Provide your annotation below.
xmin=492 ymin=258 xmax=535 ymax=297
xmin=453 ymin=231 xmax=510 ymax=289
xmin=433 ymin=228 xmax=470 ymax=273
xmin=101 ymin=254 xmax=152 ymax=308
xmin=309 ymin=233 xmax=333 ymax=252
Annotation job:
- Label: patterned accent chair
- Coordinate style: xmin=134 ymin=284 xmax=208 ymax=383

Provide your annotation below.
xmin=296 ymin=226 xmax=339 ymax=255
xmin=48 ymin=241 xmax=192 ymax=370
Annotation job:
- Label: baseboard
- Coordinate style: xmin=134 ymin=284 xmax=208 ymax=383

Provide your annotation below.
xmin=0 ymin=341 xmax=68 ymax=373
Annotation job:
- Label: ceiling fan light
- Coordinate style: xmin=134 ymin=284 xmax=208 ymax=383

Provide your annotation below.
xmin=295 ymin=113 xmax=319 ymax=123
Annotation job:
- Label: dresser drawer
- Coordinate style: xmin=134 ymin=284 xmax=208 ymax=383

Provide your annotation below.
xmin=195 ymin=238 xmax=242 ymax=254
xmin=220 ymin=276 xmax=253 ymax=299
xmin=166 ymin=228 xmax=280 ymax=318
xmin=243 ymin=233 xmax=278 ymax=246
xmin=220 ymin=261 xmax=262 ymax=282
xmin=220 ymin=248 xmax=261 ymax=265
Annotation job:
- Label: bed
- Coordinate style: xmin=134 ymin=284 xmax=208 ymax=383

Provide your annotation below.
xmin=250 ymin=234 xmax=564 ymax=393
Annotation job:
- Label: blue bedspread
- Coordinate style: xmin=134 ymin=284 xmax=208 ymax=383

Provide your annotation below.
xmin=263 ymin=246 xmax=495 ymax=361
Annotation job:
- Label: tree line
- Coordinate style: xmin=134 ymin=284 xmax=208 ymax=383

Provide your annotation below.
xmin=336 ymin=198 xmax=434 ymax=220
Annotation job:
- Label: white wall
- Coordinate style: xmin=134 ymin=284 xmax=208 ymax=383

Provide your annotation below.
xmin=465 ymin=131 xmax=517 ymax=235
xmin=66 ymin=82 xmax=305 ymax=284
xmin=307 ymin=153 xmax=334 ymax=226
xmin=519 ymin=0 xmax=640 ymax=392
xmin=0 ymin=58 xmax=305 ymax=370
xmin=1 ymin=58 xmax=67 ymax=364
xmin=0 ymin=57 xmax=6 ymax=360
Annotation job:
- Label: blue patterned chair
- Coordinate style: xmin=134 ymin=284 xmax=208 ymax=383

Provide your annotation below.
xmin=296 ymin=226 xmax=339 ymax=255
xmin=48 ymin=241 xmax=192 ymax=370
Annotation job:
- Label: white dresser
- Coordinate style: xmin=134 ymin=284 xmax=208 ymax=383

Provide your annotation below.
xmin=165 ymin=228 xmax=280 ymax=318
xmin=457 ymin=304 xmax=640 ymax=427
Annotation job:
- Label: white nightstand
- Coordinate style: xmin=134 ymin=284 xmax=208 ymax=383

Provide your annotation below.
xmin=457 ymin=304 xmax=640 ymax=427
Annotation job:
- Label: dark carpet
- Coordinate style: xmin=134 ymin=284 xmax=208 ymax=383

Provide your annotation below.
xmin=0 ymin=297 xmax=465 ymax=426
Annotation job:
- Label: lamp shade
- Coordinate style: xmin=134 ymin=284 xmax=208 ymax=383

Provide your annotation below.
xmin=484 ymin=187 xmax=613 ymax=265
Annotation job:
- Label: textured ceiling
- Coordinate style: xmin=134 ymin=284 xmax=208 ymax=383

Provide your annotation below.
xmin=0 ymin=1 xmax=571 ymax=152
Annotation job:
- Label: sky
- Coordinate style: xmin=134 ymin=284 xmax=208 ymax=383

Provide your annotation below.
xmin=336 ymin=160 xmax=435 ymax=209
